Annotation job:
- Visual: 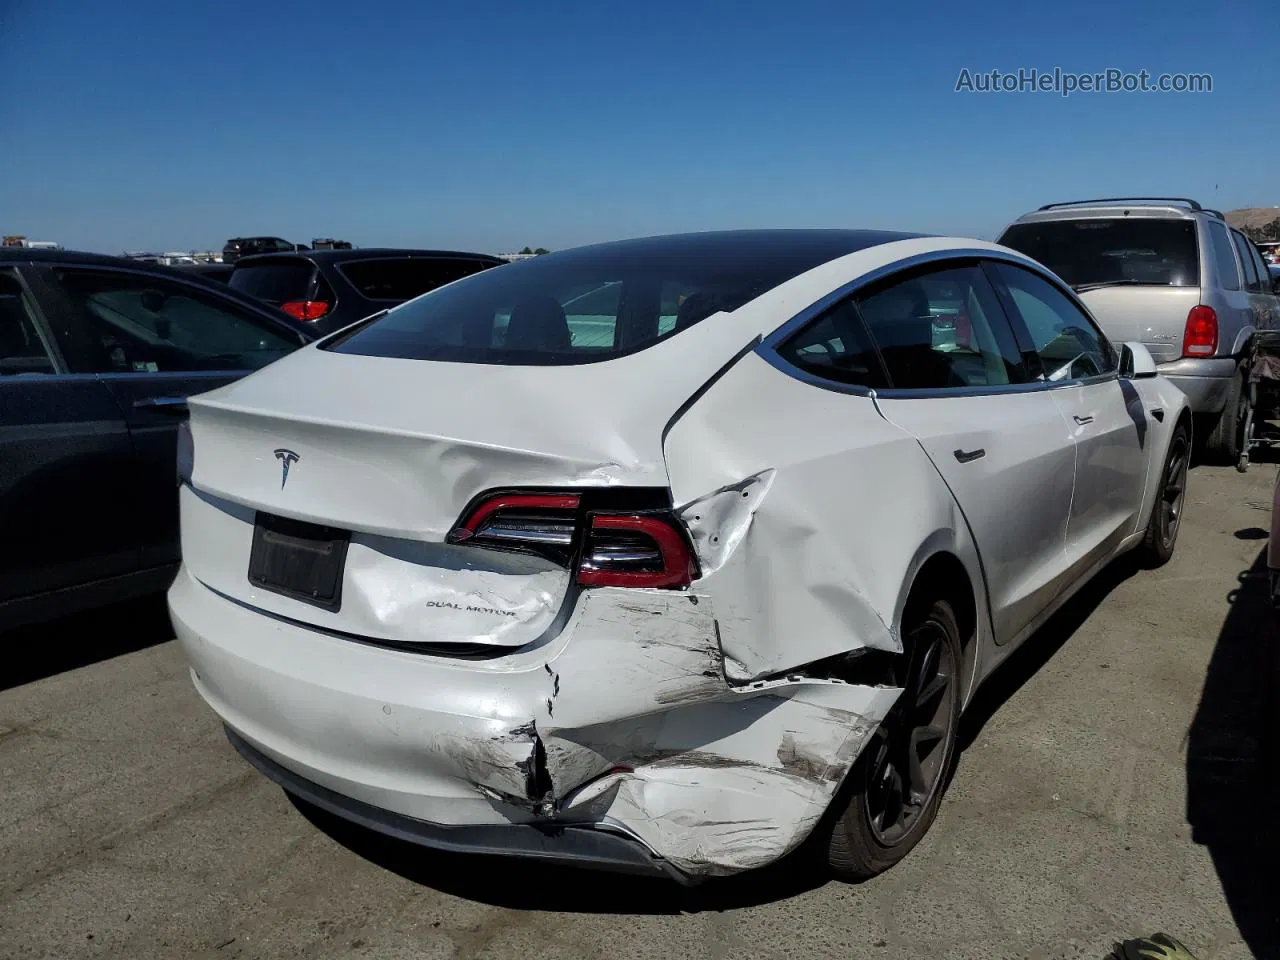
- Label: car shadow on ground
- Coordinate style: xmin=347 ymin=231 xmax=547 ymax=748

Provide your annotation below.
xmin=0 ymin=594 xmax=174 ymax=692
xmin=292 ymin=552 xmax=1148 ymax=914
xmin=1186 ymin=549 xmax=1280 ymax=959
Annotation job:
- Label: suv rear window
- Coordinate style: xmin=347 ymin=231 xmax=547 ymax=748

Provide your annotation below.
xmin=327 ymin=236 xmax=869 ymax=365
xmin=999 ymin=218 xmax=1198 ymax=289
xmin=337 ymin=257 xmax=496 ymax=302
xmin=229 ymin=259 xmax=317 ymax=304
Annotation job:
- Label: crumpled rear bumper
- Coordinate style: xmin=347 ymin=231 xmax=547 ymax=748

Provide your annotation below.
xmin=170 ymin=566 xmax=901 ymax=878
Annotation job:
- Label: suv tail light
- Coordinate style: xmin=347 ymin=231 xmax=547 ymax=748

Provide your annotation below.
xmin=1182 ymin=305 xmax=1218 ymax=357
xmin=280 ymin=300 xmax=331 ymax=321
xmin=447 ymin=490 xmax=697 ymax=589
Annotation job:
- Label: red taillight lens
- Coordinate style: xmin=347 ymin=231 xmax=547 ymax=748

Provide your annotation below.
xmin=1182 ymin=305 xmax=1218 ymax=357
xmin=280 ymin=300 xmax=331 ymax=321
xmin=576 ymin=513 xmax=695 ymax=589
xmin=447 ymin=492 xmax=581 ymax=564
xmin=447 ymin=490 xmax=697 ymax=589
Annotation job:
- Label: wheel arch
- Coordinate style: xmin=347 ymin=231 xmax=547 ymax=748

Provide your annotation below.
xmin=894 ymin=542 xmax=984 ymax=709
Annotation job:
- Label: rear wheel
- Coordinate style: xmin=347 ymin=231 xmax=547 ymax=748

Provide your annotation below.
xmin=1139 ymin=422 xmax=1190 ymax=567
xmin=1202 ymin=365 xmax=1247 ymax=464
xmin=826 ymin=598 xmax=962 ymax=881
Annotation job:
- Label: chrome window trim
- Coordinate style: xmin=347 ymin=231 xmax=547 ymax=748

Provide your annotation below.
xmin=0 ymin=370 xmax=247 ymax=385
xmin=758 ymin=247 xmax=1119 ymax=398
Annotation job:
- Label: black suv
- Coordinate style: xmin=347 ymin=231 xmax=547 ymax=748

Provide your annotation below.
xmin=222 ymin=237 xmax=305 ymax=263
xmin=228 ymin=247 xmax=505 ymax=333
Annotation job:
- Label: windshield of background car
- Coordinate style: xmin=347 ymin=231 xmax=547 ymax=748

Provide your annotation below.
xmin=326 ymin=233 xmax=902 ymax=365
xmin=999 ymin=218 xmax=1199 ymax=288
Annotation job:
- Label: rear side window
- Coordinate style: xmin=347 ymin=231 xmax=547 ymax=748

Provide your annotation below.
xmin=0 ymin=269 xmax=56 ymax=375
xmin=999 ymin=218 xmax=1198 ymax=289
xmin=1231 ymin=231 xmax=1261 ymax=291
xmin=1206 ymin=221 xmax=1241 ymax=291
xmin=776 ymin=300 xmax=887 ymax=389
xmin=337 ymin=258 xmax=496 ymax=302
xmin=856 ymin=264 xmax=1029 ymax=389
xmin=229 ymin=259 xmax=317 ymax=304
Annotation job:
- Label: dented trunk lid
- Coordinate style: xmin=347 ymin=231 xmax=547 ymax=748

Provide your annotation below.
xmin=182 ymin=326 xmax=751 ymax=648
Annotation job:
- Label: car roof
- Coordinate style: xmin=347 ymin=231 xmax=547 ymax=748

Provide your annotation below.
xmin=233 ymin=247 xmax=507 ymax=265
xmin=1007 ymin=202 xmax=1207 ymax=226
xmin=502 ymin=229 xmax=926 ymax=272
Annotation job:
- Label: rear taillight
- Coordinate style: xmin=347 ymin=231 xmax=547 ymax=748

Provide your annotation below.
xmin=576 ymin=513 xmax=695 ymax=589
xmin=1182 ymin=305 xmax=1218 ymax=357
xmin=447 ymin=490 xmax=697 ymax=589
xmin=280 ymin=300 xmax=331 ymax=321
xmin=447 ymin=492 xmax=581 ymax=564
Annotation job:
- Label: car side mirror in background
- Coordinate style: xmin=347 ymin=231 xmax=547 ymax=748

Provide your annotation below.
xmin=1272 ymin=275 xmax=1280 ymax=295
xmin=1120 ymin=341 xmax=1158 ymax=379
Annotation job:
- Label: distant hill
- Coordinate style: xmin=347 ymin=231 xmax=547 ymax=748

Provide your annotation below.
xmin=1225 ymin=207 xmax=1280 ymax=240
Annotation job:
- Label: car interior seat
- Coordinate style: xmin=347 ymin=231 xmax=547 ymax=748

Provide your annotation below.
xmin=505 ymin=295 xmax=571 ymax=351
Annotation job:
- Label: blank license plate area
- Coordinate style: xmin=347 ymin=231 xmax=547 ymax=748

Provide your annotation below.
xmin=248 ymin=513 xmax=350 ymax=610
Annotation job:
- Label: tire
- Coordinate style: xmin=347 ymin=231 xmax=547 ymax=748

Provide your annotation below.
xmin=1139 ymin=421 xmax=1190 ymax=568
xmin=826 ymin=598 xmax=962 ymax=881
xmin=1202 ymin=365 xmax=1247 ymax=464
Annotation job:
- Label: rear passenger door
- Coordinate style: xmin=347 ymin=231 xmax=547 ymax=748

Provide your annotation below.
xmin=0 ymin=266 xmax=138 ymax=607
xmin=989 ymin=262 xmax=1147 ymax=577
xmin=31 ymin=266 xmax=307 ymax=570
xmin=859 ymin=261 xmax=1077 ymax=645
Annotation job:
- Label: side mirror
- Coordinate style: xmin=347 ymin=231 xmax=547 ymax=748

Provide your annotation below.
xmin=1120 ymin=341 xmax=1158 ymax=379
xmin=1271 ymin=275 xmax=1280 ymax=294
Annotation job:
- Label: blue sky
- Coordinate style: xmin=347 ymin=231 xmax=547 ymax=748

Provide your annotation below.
xmin=1 ymin=0 xmax=1275 ymax=254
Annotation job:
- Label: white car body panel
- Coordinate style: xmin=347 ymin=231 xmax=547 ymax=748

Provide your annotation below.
xmin=170 ymin=234 xmax=1192 ymax=877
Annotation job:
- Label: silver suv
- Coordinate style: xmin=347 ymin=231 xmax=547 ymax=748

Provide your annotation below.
xmin=999 ymin=198 xmax=1280 ymax=462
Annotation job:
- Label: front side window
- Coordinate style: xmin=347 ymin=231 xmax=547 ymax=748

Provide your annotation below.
xmin=0 ymin=269 xmax=56 ymax=375
xmin=993 ymin=263 xmax=1117 ymax=381
xmin=52 ymin=269 xmax=301 ymax=373
xmin=855 ymin=264 xmax=1029 ymax=389
xmin=338 ymin=258 xmax=496 ymax=302
xmin=1248 ymin=243 xmax=1272 ymax=291
xmin=1207 ymin=221 xmax=1241 ymax=291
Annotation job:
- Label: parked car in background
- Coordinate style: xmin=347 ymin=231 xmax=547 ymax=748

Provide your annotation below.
xmin=222 ymin=237 xmax=306 ymax=263
xmin=173 ymin=261 xmax=235 ymax=284
xmin=0 ymin=248 xmax=315 ymax=630
xmin=999 ymin=198 xmax=1280 ymax=463
xmin=171 ymin=229 xmax=1191 ymax=884
xmin=227 ymin=247 xmax=505 ymax=333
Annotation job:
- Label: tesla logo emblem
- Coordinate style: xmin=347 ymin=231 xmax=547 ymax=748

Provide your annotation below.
xmin=273 ymin=449 xmax=300 ymax=489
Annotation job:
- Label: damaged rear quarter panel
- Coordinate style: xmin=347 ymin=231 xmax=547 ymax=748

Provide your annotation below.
xmin=663 ymin=351 xmax=986 ymax=682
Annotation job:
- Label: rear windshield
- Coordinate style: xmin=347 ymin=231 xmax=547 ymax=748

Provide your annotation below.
xmin=337 ymin=257 xmax=496 ymax=302
xmin=229 ymin=259 xmax=316 ymax=303
xmin=326 ymin=236 xmax=870 ymax=365
xmin=999 ymin=218 xmax=1199 ymax=288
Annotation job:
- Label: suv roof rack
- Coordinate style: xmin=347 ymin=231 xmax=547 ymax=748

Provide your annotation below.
xmin=1037 ymin=197 xmax=1203 ymax=212
xmin=1203 ymin=208 xmax=1225 ymax=219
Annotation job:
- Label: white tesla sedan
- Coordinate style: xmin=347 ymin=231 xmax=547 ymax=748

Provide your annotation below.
xmin=170 ymin=230 xmax=1190 ymax=882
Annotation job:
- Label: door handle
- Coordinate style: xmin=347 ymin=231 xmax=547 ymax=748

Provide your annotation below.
xmin=1073 ymin=414 xmax=1094 ymax=425
xmin=953 ymin=448 xmax=985 ymax=463
xmin=133 ymin=395 xmax=189 ymax=414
